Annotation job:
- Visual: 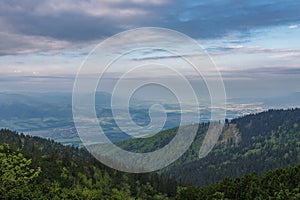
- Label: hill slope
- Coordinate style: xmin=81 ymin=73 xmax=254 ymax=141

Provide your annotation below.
xmin=117 ymin=108 xmax=300 ymax=186
xmin=0 ymin=129 xmax=177 ymax=199
xmin=1 ymin=128 xmax=299 ymax=199
xmin=176 ymin=162 xmax=300 ymax=199
xmin=0 ymin=108 xmax=299 ymax=199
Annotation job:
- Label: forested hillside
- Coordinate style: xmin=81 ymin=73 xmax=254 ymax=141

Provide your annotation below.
xmin=118 ymin=108 xmax=300 ymax=186
xmin=0 ymin=108 xmax=299 ymax=199
xmin=167 ymin=108 xmax=300 ymax=186
xmin=0 ymin=129 xmax=177 ymax=199
xmin=0 ymin=129 xmax=299 ymax=199
xmin=176 ymin=163 xmax=300 ymax=199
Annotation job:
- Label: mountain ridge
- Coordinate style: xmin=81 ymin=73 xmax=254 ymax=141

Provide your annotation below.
xmin=0 ymin=108 xmax=299 ymax=199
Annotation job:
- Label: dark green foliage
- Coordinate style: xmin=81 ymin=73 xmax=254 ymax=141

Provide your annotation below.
xmin=163 ymin=108 xmax=300 ymax=186
xmin=116 ymin=108 xmax=300 ymax=186
xmin=0 ymin=129 xmax=176 ymax=199
xmin=176 ymin=163 xmax=300 ymax=199
xmin=0 ymin=144 xmax=41 ymax=199
xmin=0 ymin=108 xmax=299 ymax=199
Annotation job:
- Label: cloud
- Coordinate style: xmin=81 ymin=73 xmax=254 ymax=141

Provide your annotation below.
xmin=270 ymin=52 xmax=300 ymax=59
xmin=0 ymin=0 xmax=166 ymax=55
xmin=161 ymin=0 xmax=300 ymax=38
xmin=288 ymin=25 xmax=299 ymax=29
xmin=0 ymin=0 xmax=165 ymax=41
xmin=131 ymin=53 xmax=198 ymax=61
xmin=0 ymin=30 xmax=72 ymax=56
xmin=207 ymin=45 xmax=300 ymax=57
xmin=0 ymin=0 xmax=300 ymax=55
xmin=221 ymin=67 xmax=300 ymax=80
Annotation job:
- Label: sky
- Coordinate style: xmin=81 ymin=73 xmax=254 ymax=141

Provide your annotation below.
xmin=0 ymin=0 xmax=300 ymax=99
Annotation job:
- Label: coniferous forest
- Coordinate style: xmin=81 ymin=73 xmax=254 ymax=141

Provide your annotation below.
xmin=0 ymin=108 xmax=299 ymax=199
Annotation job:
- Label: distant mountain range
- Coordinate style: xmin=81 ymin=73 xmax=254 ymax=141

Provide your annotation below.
xmin=0 ymin=92 xmax=299 ymax=146
xmin=228 ymin=92 xmax=300 ymax=108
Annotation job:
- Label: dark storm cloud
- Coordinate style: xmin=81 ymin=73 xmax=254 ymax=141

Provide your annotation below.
xmin=19 ymin=13 xmax=117 ymax=41
xmin=0 ymin=5 xmax=121 ymax=42
xmin=132 ymin=54 xmax=186 ymax=61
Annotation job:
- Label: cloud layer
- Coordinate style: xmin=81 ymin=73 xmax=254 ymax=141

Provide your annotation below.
xmin=1 ymin=0 xmax=300 ymax=55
